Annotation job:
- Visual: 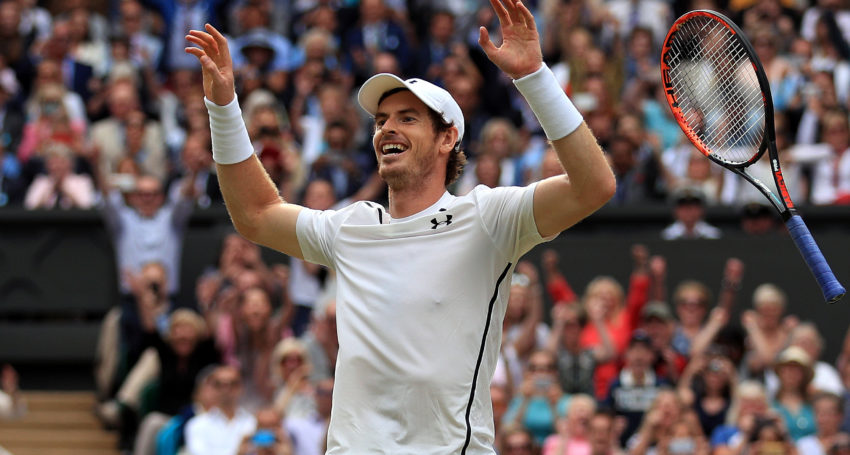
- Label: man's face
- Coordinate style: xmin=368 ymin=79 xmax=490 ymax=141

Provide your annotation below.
xmin=212 ymin=367 xmax=243 ymax=408
xmin=170 ymin=322 xmax=198 ymax=357
xmin=372 ymin=91 xmax=446 ymax=190
xmin=625 ymin=343 xmax=654 ymax=371
xmin=129 ymin=176 xmax=165 ymax=217
xmin=814 ymin=398 xmax=841 ymax=435
xmin=589 ymin=415 xmax=613 ymax=450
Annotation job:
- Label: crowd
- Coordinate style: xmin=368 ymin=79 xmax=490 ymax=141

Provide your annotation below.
xmin=1 ymin=0 xmax=850 ymax=454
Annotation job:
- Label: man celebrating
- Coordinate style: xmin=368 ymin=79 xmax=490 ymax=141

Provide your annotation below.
xmin=185 ymin=0 xmax=614 ymax=453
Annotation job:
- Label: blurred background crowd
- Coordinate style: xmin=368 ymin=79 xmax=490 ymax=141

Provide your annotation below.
xmin=0 ymin=0 xmax=850 ymax=454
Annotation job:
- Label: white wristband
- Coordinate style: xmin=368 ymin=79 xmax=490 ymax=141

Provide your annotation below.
xmin=204 ymin=96 xmax=255 ymax=165
xmin=513 ymin=63 xmax=583 ymax=141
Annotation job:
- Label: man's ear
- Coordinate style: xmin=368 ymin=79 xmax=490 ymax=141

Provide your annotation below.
xmin=439 ymin=126 xmax=459 ymax=154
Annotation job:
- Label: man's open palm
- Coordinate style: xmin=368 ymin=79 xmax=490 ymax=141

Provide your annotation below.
xmin=478 ymin=0 xmax=543 ymax=80
xmin=185 ymin=24 xmax=236 ymax=106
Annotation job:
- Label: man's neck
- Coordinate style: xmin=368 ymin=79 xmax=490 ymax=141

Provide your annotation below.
xmin=218 ymin=405 xmax=238 ymax=420
xmin=387 ymin=181 xmax=447 ymax=219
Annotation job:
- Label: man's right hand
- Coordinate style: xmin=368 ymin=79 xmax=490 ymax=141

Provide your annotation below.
xmin=185 ymin=24 xmax=236 ymax=106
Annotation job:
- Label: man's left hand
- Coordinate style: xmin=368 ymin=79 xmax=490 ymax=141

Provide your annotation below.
xmin=478 ymin=0 xmax=543 ymax=80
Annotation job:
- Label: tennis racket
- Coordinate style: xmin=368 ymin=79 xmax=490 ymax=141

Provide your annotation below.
xmin=660 ymin=10 xmax=845 ymax=303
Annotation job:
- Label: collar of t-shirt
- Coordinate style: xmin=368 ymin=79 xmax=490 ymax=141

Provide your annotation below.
xmin=389 ymin=191 xmax=454 ymax=224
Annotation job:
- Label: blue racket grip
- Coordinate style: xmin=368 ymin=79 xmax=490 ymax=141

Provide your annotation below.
xmin=786 ymin=215 xmax=845 ymax=303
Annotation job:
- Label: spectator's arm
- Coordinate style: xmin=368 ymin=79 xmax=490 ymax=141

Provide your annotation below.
xmin=511 ymin=261 xmax=544 ymax=358
xmin=588 ymin=298 xmax=616 ymax=363
xmin=625 ymin=245 xmax=652 ymax=328
xmin=690 ymin=307 xmax=729 ymax=358
xmin=741 ymin=311 xmax=776 ymax=372
xmin=717 ymin=258 xmax=744 ymax=315
xmin=541 ymin=249 xmax=577 ymax=304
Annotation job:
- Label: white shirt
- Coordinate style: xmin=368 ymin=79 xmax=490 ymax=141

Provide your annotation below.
xmin=296 ymin=184 xmax=549 ymax=454
xmin=796 ymin=435 xmax=826 ymax=455
xmin=185 ymin=407 xmax=256 ymax=455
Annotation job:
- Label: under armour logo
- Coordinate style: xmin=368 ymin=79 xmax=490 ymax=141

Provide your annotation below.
xmin=430 ymin=214 xmax=452 ymax=229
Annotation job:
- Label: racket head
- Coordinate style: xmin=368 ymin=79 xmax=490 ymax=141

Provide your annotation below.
xmin=660 ymin=10 xmax=776 ymax=169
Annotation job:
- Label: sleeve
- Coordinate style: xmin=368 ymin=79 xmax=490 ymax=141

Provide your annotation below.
xmin=101 ymin=190 xmax=126 ymax=235
xmin=295 ymin=207 xmax=348 ymax=268
xmin=473 ymin=183 xmax=553 ymax=261
xmin=624 ymin=273 xmax=651 ymax=332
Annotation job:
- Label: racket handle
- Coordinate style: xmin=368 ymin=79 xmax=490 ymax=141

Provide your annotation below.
xmin=786 ymin=215 xmax=846 ymax=303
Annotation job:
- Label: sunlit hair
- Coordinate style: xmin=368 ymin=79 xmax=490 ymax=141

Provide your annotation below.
xmin=726 ymin=380 xmax=767 ymax=425
xmin=673 ymin=280 xmax=712 ymax=307
xmin=752 ymin=283 xmax=786 ymax=309
xmin=584 ymin=276 xmax=624 ymax=305
xmin=168 ymin=309 xmax=208 ymax=340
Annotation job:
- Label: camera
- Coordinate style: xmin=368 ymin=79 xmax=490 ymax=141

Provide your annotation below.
xmin=149 ymin=282 xmax=161 ymax=296
xmin=251 ymin=429 xmax=277 ymax=448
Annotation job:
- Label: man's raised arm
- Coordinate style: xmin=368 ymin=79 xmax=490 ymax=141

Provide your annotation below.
xmin=479 ymin=0 xmax=616 ymax=238
xmin=185 ymin=25 xmax=304 ymax=258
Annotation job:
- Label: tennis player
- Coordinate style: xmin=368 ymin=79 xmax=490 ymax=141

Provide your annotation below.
xmin=186 ymin=0 xmax=614 ymax=452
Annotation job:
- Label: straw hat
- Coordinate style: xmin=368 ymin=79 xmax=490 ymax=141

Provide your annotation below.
xmin=773 ymin=345 xmax=814 ymax=384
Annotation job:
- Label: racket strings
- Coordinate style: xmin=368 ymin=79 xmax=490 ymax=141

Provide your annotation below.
xmin=664 ymin=16 xmax=766 ymax=165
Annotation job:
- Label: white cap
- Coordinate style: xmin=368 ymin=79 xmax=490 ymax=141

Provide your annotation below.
xmin=357 ymin=74 xmax=464 ymax=143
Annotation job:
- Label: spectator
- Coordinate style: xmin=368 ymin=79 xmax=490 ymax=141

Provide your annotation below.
xmin=342 ymin=0 xmax=412 ymax=82
xmin=504 ymin=262 xmax=549 ymax=366
xmin=0 ymin=364 xmax=24 ymax=419
xmin=114 ymin=0 xmax=163 ymax=71
xmin=587 ymin=409 xmax=624 ymax=455
xmin=238 ymin=407 xmax=293 ymax=455
xmin=503 ymin=349 xmax=570 ymax=444
xmin=766 ymin=323 xmax=845 ymax=397
xmin=145 ymin=364 xmax=220 ymax=455
xmin=91 ymin=80 xmax=167 ymax=181
xmin=640 ymin=302 xmax=687 ymax=382
xmin=271 ymin=338 xmax=316 ymax=421
xmin=797 ymin=392 xmax=848 ymax=455
xmin=677 ymin=348 xmax=738 ymax=438
xmin=168 ymin=133 xmax=221 ymax=208
xmin=661 ymin=186 xmax=722 ymax=240
xmin=772 ymin=346 xmax=818 ymax=441
xmin=100 ymin=308 xmax=219 ymax=450
xmin=285 ymin=378 xmax=333 ymax=455
xmin=580 ymin=245 xmax=651 ymax=399
xmin=100 ymin=173 xmax=196 ymax=298
xmin=744 ymin=415 xmax=800 ymax=455
xmin=741 ymin=283 xmax=796 ymax=380
xmin=185 ymin=365 xmax=257 ymax=455
xmin=669 ymin=280 xmax=712 ymax=357
xmin=414 ymin=9 xmax=457 ymax=81
xmin=17 ymin=81 xmax=86 ymax=165
xmin=300 ymin=300 xmax=337 ymax=384
xmin=602 ymin=331 xmax=671 ymax=446
xmin=499 ymin=426 xmax=540 ymax=455
xmin=541 ymin=394 xmax=596 ymax=455
xmin=711 ymin=380 xmax=774 ymax=453
xmin=546 ymin=299 xmax=614 ymax=397
xmin=625 ymin=388 xmax=703 ymax=455
xmin=740 ymin=202 xmax=780 ymax=235
xmin=216 ymin=286 xmax=287 ymax=411
xmin=492 ymin=383 xmax=511 ymax=443
xmin=456 ymin=117 xmax=523 ymax=194
xmin=23 ymin=141 xmax=94 ymax=209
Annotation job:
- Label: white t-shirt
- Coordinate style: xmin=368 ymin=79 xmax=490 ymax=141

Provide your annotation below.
xmin=296 ymin=184 xmax=550 ymax=454
xmin=185 ymin=407 xmax=257 ymax=455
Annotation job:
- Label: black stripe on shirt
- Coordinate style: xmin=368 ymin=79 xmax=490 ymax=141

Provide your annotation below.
xmin=461 ymin=262 xmax=512 ymax=454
